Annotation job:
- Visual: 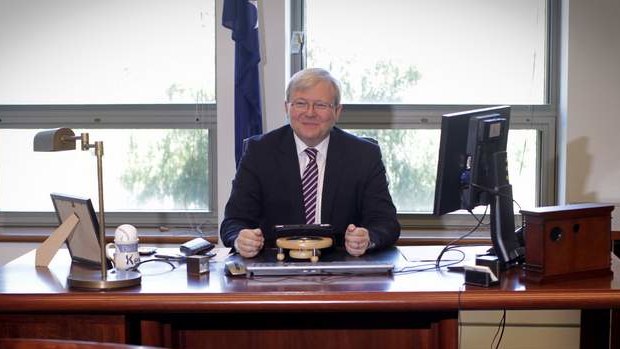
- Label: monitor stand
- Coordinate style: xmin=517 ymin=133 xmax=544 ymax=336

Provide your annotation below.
xmin=488 ymin=151 xmax=524 ymax=269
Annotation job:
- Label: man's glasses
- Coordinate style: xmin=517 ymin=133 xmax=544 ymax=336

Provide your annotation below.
xmin=288 ymin=100 xmax=336 ymax=112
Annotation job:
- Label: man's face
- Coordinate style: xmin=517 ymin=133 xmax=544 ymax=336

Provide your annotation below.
xmin=285 ymin=81 xmax=342 ymax=147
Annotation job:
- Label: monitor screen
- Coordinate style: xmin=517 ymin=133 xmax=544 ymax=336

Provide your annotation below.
xmin=433 ymin=105 xmax=523 ymax=266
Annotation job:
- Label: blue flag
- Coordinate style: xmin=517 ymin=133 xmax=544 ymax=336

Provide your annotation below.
xmin=222 ymin=0 xmax=263 ymax=166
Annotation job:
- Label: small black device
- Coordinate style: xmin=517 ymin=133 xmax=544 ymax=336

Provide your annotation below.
xmin=180 ymin=237 xmax=215 ymax=256
xmin=464 ymin=265 xmax=499 ymax=287
xmin=225 ymin=260 xmax=247 ymax=276
xmin=476 ymin=255 xmax=501 ymax=278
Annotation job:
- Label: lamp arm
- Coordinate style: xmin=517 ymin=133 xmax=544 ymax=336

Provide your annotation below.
xmin=94 ymin=141 xmax=107 ymax=280
xmin=60 ymin=133 xmax=90 ymax=151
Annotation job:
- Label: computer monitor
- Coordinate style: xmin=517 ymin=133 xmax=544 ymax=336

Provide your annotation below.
xmin=433 ymin=105 xmax=524 ymax=267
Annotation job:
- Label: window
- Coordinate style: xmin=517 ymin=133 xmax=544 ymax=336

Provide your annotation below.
xmin=348 ymin=129 xmax=537 ymax=213
xmin=0 ymin=129 xmax=209 ymax=211
xmin=305 ymin=0 xmax=547 ymax=105
xmin=0 ymin=0 xmax=216 ymax=228
xmin=0 ymin=0 xmax=215 ymax=105
xmin=296 ymin=0 xmax=557 ymax=226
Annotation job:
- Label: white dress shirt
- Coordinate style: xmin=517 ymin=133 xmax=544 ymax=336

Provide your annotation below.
xmin=293 ymin=134 xmax=329 ymax=224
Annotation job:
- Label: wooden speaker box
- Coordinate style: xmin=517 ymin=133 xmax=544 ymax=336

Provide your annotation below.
xmin=521 ymin=203 xmax=614 ymax=283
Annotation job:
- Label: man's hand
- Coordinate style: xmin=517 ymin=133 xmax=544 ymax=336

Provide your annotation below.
xmin=234 ymin=228 xmax=264 ymax=258
xmin=344 ymin=224 xmax=370 ymax=257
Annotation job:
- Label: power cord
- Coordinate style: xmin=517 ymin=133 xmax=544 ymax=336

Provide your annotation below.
xmin=491 ymin=309 xmax=507 ymax=349
xmin=394 ymin=253 xmax=466 ymax=275
xmin=128 ymin=258 xmax=177 ymax=272
xmin=470 ymin=182 xmax=524 ymax=231
xmin=434 ymin=206 xmax=488 ymax=269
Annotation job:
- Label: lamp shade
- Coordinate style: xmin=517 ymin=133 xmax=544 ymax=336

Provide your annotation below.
xmin=33 ymin=128 xmax=76 ymax=152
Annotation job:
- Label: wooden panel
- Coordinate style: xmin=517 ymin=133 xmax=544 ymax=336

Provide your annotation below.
xmin=140 ymin=320 xmax=172 ymax=348
xmin=179 ymin=328 xmax=435 ymax=349
xmin=0 ymin=315 xmax=128 ymax=343
xmin=141 ymin=312 xmax=458 ymax=349
xmin=574 ymin=217 xmax=611 ymax=270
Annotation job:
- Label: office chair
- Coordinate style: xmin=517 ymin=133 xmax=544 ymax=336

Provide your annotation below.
xmin=241 ymin=135 xmax=378 ymax=156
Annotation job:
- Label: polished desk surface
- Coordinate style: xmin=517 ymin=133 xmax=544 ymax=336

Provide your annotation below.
xmin=1 ymin=245 xmax=620 ymax=313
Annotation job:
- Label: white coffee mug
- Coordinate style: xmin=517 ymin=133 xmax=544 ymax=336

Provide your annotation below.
xmin=106 ymin=240 xmax=140 ymax=271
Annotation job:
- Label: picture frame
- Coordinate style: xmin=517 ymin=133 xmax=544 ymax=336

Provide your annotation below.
xmin=50 ymin=193 xmax=111 ymax=268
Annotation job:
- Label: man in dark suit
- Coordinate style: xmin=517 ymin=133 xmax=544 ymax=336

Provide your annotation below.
xmin=220 ymin=68 xmax=400 ymax=258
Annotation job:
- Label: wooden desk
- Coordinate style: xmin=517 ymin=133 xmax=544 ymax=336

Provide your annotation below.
xmin=0 ymin=246 xmax=618 ymax=349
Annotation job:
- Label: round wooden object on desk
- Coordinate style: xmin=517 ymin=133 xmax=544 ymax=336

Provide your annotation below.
xmin=276 ymin=236 xmax=333 ymax=250
xmin=276 ymin=236 xmax=333 ymax=262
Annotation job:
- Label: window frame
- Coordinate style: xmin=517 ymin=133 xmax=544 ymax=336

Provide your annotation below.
xmin=0 ymin=104 xmax=218 ymax=228
xmin=292 ymin=0 xmax=560 ymax=231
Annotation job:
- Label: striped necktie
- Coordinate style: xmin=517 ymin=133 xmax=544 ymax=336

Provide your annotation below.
xmin=302 ymin=148 xmax=319 ymax=224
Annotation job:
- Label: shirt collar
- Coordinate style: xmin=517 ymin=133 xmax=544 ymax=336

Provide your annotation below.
xmin=294 ymin=133 xmax=330 ymax=157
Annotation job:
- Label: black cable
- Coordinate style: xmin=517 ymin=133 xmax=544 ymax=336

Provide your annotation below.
xmin=395 ymin=251 xmax=466 ymax=275
xmin=434 ymin=206 xmax=488 ymax=269
xmin=469 ymin=182 xmax=524 ymax=231
xmin=491 ymin=309 xmax=507 ymax=349
xmin=128 ymin=258 xmax=177 ymax=272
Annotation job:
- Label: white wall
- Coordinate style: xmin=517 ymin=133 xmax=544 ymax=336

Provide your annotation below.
xmin=558 ymin=0 xmax=620 ymax=229
xmin=215 ymin=0 xmax=235 ymax=238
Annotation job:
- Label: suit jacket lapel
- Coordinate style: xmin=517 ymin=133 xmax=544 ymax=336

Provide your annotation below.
xmin=321 ymin=129 xmax=345 ymax=224
xmin=278 ymin=126 xmax=306 ymax=222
